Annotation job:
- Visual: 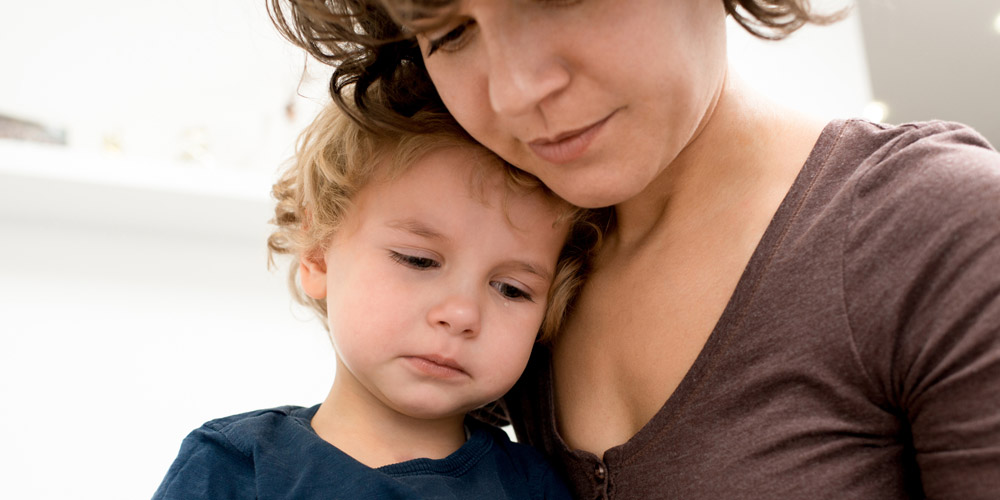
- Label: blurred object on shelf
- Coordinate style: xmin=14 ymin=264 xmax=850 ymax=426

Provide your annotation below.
xmin=102 ymin=129 xmax=123 ymax=154
xmin=0 ymin=114 xmax=66 ymax=145
xmin=178 ymin=126 xmax=216 ymax=168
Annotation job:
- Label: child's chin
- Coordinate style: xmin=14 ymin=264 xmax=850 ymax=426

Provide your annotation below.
xmin=391 ymin=398 xmax=482 ymax=421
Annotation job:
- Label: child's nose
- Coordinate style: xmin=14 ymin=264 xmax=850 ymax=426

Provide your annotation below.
xmin=427 ymin=293 xmax=481 ymax=337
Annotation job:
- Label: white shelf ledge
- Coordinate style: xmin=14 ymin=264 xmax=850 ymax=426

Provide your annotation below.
xmin=0 ymin=139 xmax=278 ymax=241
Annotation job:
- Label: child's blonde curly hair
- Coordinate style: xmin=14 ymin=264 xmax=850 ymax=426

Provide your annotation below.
xmin=267 ymin=103 xmax=606 ymax=343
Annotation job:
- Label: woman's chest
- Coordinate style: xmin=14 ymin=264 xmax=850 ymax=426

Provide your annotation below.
xmin=529 ymin=285 xmax=910 ymax=499
xmin=549 ymin=252 xmax=741 ymax=455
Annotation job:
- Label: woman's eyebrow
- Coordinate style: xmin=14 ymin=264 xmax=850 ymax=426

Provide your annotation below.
xmin=402 ymin=7 xmax=461 ymax=35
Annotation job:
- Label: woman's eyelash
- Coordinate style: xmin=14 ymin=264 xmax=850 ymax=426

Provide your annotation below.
xmin=426 ymin=19 xmax=476 ymax=56
xmin=389 ymin=251 xmax=440 ymax=269
xmin=492 ymin=281 xmax=534 ymax=302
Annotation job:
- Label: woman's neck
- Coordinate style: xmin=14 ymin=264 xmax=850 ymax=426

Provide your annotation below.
xmin=608 ymin=71 xmax=826 ymax=255
xmin=310 ymin=364 xmax=467 ymax=468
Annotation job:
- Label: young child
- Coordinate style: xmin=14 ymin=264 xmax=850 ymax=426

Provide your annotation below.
xmin=152 ymin=103 xmax=599 ymax=499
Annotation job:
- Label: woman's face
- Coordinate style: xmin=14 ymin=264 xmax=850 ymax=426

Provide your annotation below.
xmin=418 ymin=0 xmax=729 ymax=208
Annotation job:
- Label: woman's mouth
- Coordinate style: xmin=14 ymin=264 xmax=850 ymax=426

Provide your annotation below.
xmin=527 ymin=110 xmax=618 ymax=164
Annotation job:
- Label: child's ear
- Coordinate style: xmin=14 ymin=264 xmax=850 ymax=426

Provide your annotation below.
xmin=299 ymin=249 xmax=328 ymax=300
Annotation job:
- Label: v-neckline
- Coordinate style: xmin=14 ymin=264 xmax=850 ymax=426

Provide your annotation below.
xmin=541 ymin=119 xmax=849 ymax=465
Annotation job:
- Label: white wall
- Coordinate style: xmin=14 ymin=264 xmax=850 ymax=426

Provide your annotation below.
xmin=2 ymin=2 xmax=337 ymax=497
xmin=0 ymin=142 xmax=337 ymax=499
xmin=0 ymin=0 xmax=331 ymax=170
xmin=727 ymin=9 xmax=874 ymax=120
xmin=0 ymin=2 xmax=871 ymax=499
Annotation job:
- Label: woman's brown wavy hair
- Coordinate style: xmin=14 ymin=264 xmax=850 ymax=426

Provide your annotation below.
xmin=268 ymin=0 xmax=847 ymax=133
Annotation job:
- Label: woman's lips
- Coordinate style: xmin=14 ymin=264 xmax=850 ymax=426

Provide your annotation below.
xmin=404 ymin=355 xmax=468 ymax=379
xmin=528 ymin=110 xmax=617 ymax=164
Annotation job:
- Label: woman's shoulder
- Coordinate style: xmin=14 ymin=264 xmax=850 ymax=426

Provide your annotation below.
xmin=827 ymin=119 xmax=999 ymax=189
xmin=806 ymin=119 xmax=1000 ymax=251
xmin=828 ymin=119 xmax=1000 ymax=241
xmin=790 ymin=119 xmax=999 ymax=237
xmin=824 ymin=119 xmax=1000 ymax=297
xmin=830 ymin=118 xmax=1000 ymax=402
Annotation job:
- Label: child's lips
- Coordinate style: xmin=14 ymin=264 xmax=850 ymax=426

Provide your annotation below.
xmin=404 ymin=355 xmax=468 ymax=378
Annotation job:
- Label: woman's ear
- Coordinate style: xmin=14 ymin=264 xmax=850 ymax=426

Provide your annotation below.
xmin=299 ymin=249 xmax=328 ymax=300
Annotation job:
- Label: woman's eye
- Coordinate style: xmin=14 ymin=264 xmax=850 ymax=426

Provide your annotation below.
xmin=425 ymin=19 xmax=476 ymax=56
xmin=389 ymin=251 xmax=440 ymax=270
xmin=492 ymin=281 xmax=533 ymax=302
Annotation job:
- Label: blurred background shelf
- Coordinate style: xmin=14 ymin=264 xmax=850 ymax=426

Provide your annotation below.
xmin=0 ymin=139 xmax=275 ymax=241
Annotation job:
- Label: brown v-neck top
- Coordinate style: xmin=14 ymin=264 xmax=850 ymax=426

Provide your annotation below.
xmin=500 ymin=119 xmax=1000 ymax=499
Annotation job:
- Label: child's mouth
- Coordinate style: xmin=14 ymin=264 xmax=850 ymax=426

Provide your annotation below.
xmin=404 ymin=355 xmax=468 ymax=378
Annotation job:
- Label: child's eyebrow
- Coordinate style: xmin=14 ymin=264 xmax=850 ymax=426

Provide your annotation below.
xmin=508 ymin=261 xmax=553 ymax=284
xmin=386 ymin=218 xmax=554 ymax=282
xmin=386 ymin=218 xmax=448 ymax=241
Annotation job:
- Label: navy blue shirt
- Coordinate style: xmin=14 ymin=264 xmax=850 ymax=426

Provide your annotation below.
xmin=153 ymin=405 xmax=572 ymax=499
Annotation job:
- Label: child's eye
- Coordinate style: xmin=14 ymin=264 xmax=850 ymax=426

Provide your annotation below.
xmin=425 ymin=18 xmax=476 ymax=56
xmin=536 ymin=0 xmax=585 ymax=6
xmin=492 ymin=281 xmax=533 ymax=302
xmin=389 ymin=251 xmax=440 ymax=270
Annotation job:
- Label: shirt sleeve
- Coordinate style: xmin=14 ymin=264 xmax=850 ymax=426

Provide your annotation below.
xmin=152 ymin=425 xmax=256 ymax=500
xmin=844 ymin=122 xmax=1000 ymax=499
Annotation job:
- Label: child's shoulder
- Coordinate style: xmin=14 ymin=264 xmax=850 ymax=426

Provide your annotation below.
xmin=154 ymin=405 xmax=322 ymax=499
xmin=467 ymin=419 xmax=571 ymax=496
xmin=197 ymin=404 xmax=320 ymax=455
xmin=201 ymin=405 xmax=317 ymax=435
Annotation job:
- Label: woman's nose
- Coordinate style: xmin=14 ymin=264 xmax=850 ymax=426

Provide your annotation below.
xmin=485 ymin=29 xmax=570 ymax=117
xmin=427 ymin=292 xmax=482 ymax=337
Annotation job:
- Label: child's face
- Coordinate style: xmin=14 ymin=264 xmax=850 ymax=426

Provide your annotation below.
xmin=302 ymin=146 xmax=569 ymax=421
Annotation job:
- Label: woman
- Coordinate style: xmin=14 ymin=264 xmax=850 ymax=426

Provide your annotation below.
xmin=270 ymin=0 xmax=1000 ymax=497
